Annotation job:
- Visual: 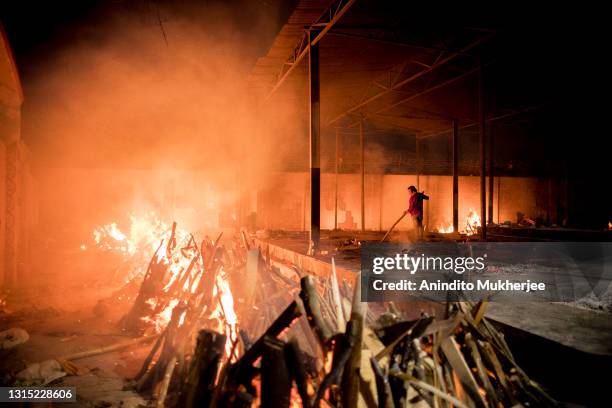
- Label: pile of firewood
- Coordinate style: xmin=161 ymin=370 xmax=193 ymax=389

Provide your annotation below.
xmin=118 ymin=223 xmax=558 ymax=407
xmin=175 ymin=285 xmax=559 ymax=407
xmin=369 ymin=301 xmax=559 ymax=408
xmin=111 ymin=223 xmax=247 ymax=406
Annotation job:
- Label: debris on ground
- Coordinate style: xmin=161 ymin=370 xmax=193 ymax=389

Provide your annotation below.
xmin=0 ymin=328 xmax=29 ymax=350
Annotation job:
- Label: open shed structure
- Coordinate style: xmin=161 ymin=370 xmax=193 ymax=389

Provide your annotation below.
xmin=248 ymin=0 xmax=573 ymax=248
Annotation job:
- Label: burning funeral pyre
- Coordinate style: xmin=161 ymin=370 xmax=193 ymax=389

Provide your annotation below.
xmin=86 ymin=218 xmax=558 ymax=407
xmin=437 ymin=209 xmax=481 ymax=236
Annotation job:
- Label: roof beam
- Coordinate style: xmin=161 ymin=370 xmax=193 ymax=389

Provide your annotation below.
xmin=327 ymin=30 xmax=474 ymax=55
xmin=326 ymin=32 xmax=494 ymax=126
xmin=417 ymin=104 xmax=546 ymax=140
xmin=342 ymin=65 xmax=482 ymax=129
xmin=263 ymin=0 xmax=357 ymax=102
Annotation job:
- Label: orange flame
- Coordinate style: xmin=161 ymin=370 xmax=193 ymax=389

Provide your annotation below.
xmin=211 ymin=267 xmax=238 ymax=359
xmin=437 ymin=224 xmax=454 ymax=234
xmin=436 ymin=210 xmax=480 ymax=235
xmin=465 ymin=209 xmax=481 ymax=236
xmin=90 ymin=212 xmax=171 ymax=257
xmin=92 ymin=215 xmax=239 ymax=358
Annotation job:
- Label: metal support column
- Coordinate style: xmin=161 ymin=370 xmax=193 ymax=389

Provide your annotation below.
xmin=478 ymin=60 xmax=487 ymax=240
xmin=334 ymin=128 xmax=339 ymax=230
xmin=452 ymin=119 xmax=459 ymax=232
xmin=488 ymin=125 xmax=494 ymax=224
xmin=309 ymin=30 xmax=321 ymax=250
xmin=360 ymin=121 xmax=365 ymax=231
xmin=416 ymin=137 xmax=420 ymax=190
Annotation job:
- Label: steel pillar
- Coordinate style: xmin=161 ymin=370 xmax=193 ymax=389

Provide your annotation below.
xmin=478 ymin=61 xmax=487 ymax=240
xmin=334 ymin=128 xmax=339 ymax=230
xmin=309 ymin=30 xmax=321 ymax=250
xmin=360 ymin=121 xmax=365 ymax=231
xmin=452 ymin=119 xmax=459 ymax=232
xmin=488 ymin=123 xmax=494 ymax=224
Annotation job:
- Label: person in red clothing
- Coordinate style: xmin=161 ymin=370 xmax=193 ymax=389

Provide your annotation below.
xmin=405 ymin=185 xmax=429 ymax=240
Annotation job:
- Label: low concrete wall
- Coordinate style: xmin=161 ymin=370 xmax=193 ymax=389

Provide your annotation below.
xmin=254 ymin=239 xmax=356 ymax=286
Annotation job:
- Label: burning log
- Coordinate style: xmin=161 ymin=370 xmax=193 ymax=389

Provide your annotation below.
xmin=369 ymin=357 xmax=393 ymax=408
xmin=260 ymin=336 xmax=292 ymax=408
xmin=135 ymin=302 xmax=188 ymax=392
xmin=299 ymin=276 xmax=334 ymax=350
xmin=341 ymin=273 xmax=366 ymax=408
xmin=285 ymin=339 xmax=311 ymax=406
xmin=330 ymin=258 xmax=346 ymax=332
xmin=231 ymin=300 xmax=303 ymax=386
xmin=119 ymin=241 xmax=167 ymax=332
xmin=465 ymin=332 xmax=500 ymax=407
xmin=157 ymin=356 xmax=177 ymax=408
xmin=180 ymin=330 xmax=226 ymax=408
xmin=440 ymin=335 xmax=487 ymax=408
xmin=314 ymin=321 xmax=357 ymax=407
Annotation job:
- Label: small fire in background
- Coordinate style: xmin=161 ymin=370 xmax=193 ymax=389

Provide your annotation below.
xmin=436 ymin=209 xmax=481 ymax=235
xmin=437 ymin=224 xmax=454 ymax=233
xmin=608 ymin=221 xmax=612 ymax=231
xmin=465 ymin=209 xmax=481 ymax=235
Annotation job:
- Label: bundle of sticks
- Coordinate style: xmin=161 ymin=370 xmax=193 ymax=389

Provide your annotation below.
xmin=118 ymin=224 xmax=251 ymax=406
xmin=369 ymin=301 xmax=559 ymax=408
xmin=119 ymin=223 xmax=252 ymax=333
xmin=177 ymin=271 xmax=368 ymax=408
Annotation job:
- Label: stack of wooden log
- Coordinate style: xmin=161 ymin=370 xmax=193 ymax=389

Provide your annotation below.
xmin=176 ymin=271 xmax=559 ymax=407
xmin=368 ymin=301 xmax=559 ymax=408
xmin=119 ymin=223 xmax=558 ymax=407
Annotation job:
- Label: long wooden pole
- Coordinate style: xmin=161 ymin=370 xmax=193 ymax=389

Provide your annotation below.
xmin=381 ymin=211 xmax=408 ymax=242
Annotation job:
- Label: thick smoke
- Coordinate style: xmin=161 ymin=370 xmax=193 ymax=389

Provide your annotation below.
xmin=23 ymin=2 xmax=302 ymax=238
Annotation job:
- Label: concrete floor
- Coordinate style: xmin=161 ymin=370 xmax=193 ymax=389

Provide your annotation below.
xmin=0 ymin=253 xmax=153 ymax=407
